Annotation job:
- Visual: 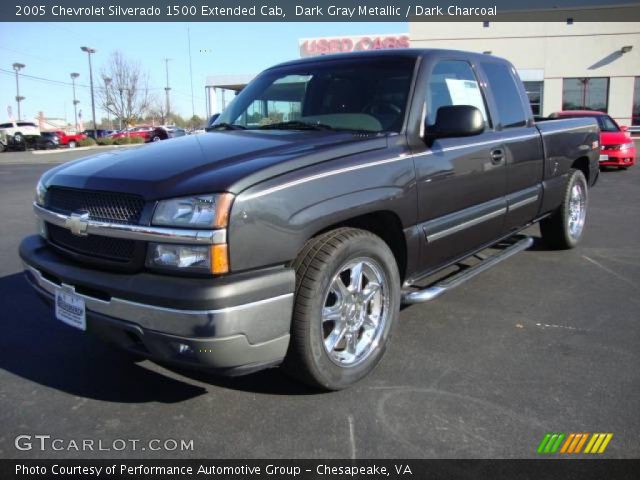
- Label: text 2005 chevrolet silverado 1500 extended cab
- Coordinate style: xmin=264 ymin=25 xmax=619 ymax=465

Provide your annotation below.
xmin=20 ymin=49 xmax=599 ymax=390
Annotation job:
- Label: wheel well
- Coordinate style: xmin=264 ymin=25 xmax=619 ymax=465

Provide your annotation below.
xmin=571 ymin=157 xmax=590 ymax=183
xmin=314 ymin=211 xmax=408 ymax=281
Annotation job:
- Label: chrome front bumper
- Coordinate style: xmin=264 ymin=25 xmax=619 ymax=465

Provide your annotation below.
xmin=24 ymin=263 xmax=293 ymax=342
xmin=20 ymin=234 xmax=295 ymax=373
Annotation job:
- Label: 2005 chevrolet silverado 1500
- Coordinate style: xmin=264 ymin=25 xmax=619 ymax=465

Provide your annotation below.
xmin=20 ymin=49 xmax=599 ymax=390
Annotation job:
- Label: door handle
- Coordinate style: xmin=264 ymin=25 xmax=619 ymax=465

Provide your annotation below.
xmin=490 ymin=149 xmax=504 ymax=164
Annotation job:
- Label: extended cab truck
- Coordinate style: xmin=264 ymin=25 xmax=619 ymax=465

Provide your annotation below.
xmin=20 ymin=50 xmax=599 ymax=390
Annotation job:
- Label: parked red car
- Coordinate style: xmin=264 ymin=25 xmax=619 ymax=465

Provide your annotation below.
xmin=110 ymin=126 xmax=154 ymax=142
xmin=46 ymin=130 xmax=87 ymax=148
xmin=550 ymin=111 xmax=636 ymax=169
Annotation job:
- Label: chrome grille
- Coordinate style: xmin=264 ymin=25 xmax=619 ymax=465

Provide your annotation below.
xmin=45 ymin=187 xmax=145 ymax=225
xmin=47 ymin=224 xmax=136 ymax=262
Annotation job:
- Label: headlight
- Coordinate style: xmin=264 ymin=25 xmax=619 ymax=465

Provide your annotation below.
xmin=620 ymin=142 xmax=635 ymax=151
xmin=146 ymin=243 xmax=211 ymax=271
xmin=35 ymin=179 xmax=47 ymax=206
xmin=152 ymin=193 xmax=233 ymax=228
xmin=145 ymin=243 xmax=229 ymax=274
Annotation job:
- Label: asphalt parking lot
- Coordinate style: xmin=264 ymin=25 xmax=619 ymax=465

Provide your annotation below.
xmin=0 ymin=145 xmax=639 ymax=459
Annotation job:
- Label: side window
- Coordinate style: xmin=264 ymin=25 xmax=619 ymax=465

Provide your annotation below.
xmin=0 ymin=123 xmax=12 ymax=129
xmin=482 ymin=62 xmax=528 ymax=128
xmin=426 ymin=60 xmax=489 ymax=127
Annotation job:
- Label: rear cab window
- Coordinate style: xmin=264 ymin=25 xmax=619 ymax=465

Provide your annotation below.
xmin=481 ymin=62 xmax=529 ymax=129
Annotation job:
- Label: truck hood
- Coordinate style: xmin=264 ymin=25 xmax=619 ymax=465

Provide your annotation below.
xmin=42 ymin=130 xmax=388 ymax=200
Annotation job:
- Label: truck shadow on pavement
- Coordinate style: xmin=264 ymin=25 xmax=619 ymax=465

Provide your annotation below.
xmin=167 ymin=365 xmax=319 ymax=396
xmin=0 ymin=272 xmax=208 ymax=404
xmin=0 ymin=272 xmax=317 ymax=399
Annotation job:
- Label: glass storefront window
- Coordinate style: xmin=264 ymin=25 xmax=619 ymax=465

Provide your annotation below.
xmin=633 ymin=77 xmax=640 ymax=126
xmin=562 ymin=77 xmax=609 ymax=112
xmin=523 ymin=81 xmax=544 ymax=117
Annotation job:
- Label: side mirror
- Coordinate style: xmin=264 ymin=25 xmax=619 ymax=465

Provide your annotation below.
xmin=426 ymin=105 xmax=485 ymax=139
xmin=621 ymin=125 xmax=632 ymax=138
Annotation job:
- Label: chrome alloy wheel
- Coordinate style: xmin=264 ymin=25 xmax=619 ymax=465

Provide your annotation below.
xmin=321 ymin=257 xmax=389 ymax=367
xmin=567 ymin=182 xmax=586 ymax=240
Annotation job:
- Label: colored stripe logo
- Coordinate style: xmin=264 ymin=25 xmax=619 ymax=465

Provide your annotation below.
xmin=537 ymin=433 xmax=613 ymax=454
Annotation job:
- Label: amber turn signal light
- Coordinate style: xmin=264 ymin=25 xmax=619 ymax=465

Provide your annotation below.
xmin=210 ymin=244 xmax=229 ymax=274
xmin=214 ymin=193 xmax=234 ymax=228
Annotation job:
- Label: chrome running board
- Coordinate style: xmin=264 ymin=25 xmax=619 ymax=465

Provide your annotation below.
xmin=402 ymin=235 xmax=534 ymax=305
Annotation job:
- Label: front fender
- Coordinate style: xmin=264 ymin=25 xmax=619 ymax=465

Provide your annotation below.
xmin=228 ymin=150 xmax=417 ymax=272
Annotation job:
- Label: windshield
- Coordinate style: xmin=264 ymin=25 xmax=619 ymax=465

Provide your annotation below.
xmin=595 ymin=115 xmax=620 ymax=132
xmin=216 ymin=57 xmax=416 ymax=133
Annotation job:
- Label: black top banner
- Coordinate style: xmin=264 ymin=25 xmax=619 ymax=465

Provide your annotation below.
xmin=2 ymin=0 xmax=640 ymax=22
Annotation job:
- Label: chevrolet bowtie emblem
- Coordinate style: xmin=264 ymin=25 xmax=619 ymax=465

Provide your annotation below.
xmin=65 ymin=211 xmax=90 ymax=236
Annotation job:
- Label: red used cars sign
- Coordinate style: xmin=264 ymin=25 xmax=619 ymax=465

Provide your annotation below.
xmin=299 ymin=34 xmax=410 ymax=57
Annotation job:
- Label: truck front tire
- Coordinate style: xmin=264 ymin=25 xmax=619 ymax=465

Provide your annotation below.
xmin=540 ymin=169 xmax=588 ymax=249
xmin=283 ymin=228 xmax=401 ymax=390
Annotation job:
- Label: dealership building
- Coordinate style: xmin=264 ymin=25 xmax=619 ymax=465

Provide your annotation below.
xmin=206 ymin=5 xmax=639 ymax=127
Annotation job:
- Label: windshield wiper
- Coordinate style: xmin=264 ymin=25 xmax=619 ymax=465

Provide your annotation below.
xmin=257 ymin=120 xmax=336 ymax=131
xmin=208 ymin=123 xmax=247 ymax=131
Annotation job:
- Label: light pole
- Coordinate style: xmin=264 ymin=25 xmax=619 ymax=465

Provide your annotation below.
xmin=118 ymin=87 xmax=126 ymax=130
xmin=103 ymin=76 xmax=112 ymax=129
xmin=164 ymin=58 xmax=171 ymax=123
xmin=12 ymin=63 xmax=26 ymax=121
xmin=187 ymin=27 xmax=195 ymax=118
xmin=81 ymin=46 xmax=97 ymax=139
xmin=118 ymin=87 xmax=131 ymax=133
xmin=70 ymin=73 xmax=80 ymax=131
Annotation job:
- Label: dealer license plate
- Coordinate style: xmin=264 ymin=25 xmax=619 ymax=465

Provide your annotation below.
xmin=55 ymin=288 xmax=86 ymax=331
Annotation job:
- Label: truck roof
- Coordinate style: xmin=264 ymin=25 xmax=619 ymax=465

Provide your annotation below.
xmin=270 ymin=48 xmax=509 ymax=69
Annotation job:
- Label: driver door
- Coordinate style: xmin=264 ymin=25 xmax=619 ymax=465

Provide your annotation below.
xmin=413 ymin=59 xmax=507 ymax=274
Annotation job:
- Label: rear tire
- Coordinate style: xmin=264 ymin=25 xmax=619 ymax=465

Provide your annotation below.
xmin=540 ymin=169 xmax=588 ymax=249
xmin=13 ymin=132 xmax=26 ymax=150
xmin=283 ymin=228 xmax=401 ymax=390
xmin=68 ymin=140 xmax=76 ymax=149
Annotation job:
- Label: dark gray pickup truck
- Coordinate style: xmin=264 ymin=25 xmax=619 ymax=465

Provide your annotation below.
xmin=20 ymin=49 xmax=599 ymax=390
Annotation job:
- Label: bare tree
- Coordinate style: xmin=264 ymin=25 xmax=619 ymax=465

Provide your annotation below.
xmin=98 ymin=51 xmax=151 ymax=128
xmin=148 ymin=96 xmax=168 ymax=125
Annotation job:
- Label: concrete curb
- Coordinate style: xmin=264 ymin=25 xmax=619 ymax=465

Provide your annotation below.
xmin=31 ymin=144 xmax=142 ymax=155
xmin=0 ymin=144 xmax=145 ymax=166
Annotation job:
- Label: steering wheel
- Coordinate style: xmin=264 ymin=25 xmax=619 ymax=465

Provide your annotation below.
xmin=363 ymin=101 xmax=402 ymax=116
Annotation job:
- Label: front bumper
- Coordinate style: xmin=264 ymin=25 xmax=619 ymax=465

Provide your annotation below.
xmin=20 ymin=235 xmax=295 ymax=375
xmin=600 ymin=150 xmax=636 ymax=167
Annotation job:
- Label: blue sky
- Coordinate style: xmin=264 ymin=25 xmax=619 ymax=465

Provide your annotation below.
xmin=0 ymin=22 xmax=406 ymax=122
